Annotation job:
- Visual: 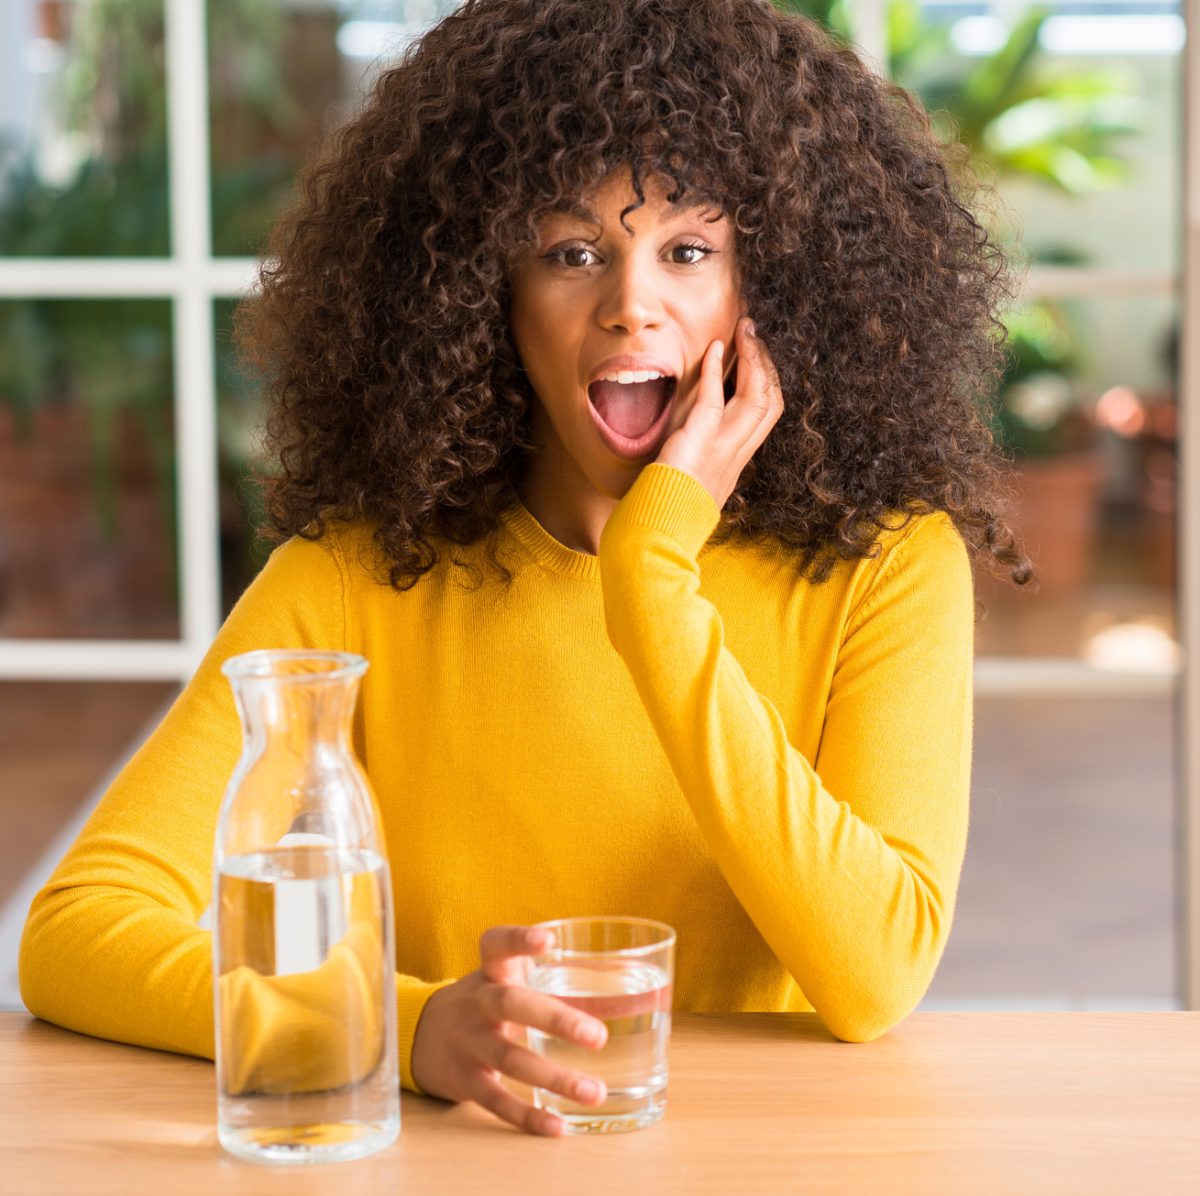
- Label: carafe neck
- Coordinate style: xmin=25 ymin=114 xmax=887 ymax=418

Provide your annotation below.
xmin=230 ymin=675 xmax=359 ymax=755
xmin=221 ymin=651 xmax=369 ymax=759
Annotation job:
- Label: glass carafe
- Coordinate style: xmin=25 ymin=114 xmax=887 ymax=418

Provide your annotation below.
xmin=213 ymin=650 xmax=399 ymax=1166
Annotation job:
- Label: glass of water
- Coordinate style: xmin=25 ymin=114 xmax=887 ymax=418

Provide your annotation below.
xmin=527 ymin=916 xmax=676 ymax=1134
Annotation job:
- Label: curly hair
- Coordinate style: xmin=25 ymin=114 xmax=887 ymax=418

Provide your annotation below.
xmin=238 ymin=0 xmax=1032 ymax=591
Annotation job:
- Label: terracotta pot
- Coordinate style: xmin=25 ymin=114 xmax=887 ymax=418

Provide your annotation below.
xmin=1000 ymin=451 xmax=1106 ymax=596
xmin=0 ymin=404 xmax=178 ymax=638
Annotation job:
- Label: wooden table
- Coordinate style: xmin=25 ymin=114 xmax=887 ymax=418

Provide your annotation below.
xmin=3 ymin=1010 xmax=1198 ymax=1194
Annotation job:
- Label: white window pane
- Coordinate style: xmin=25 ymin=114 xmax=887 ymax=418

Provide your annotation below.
xmin=0 ymin=0 xmax=169 ymax=256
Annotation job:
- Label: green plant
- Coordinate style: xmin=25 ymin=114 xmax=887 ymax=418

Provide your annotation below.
xmin=989 ymin=301 xmax=1096 ymax=460
xmin=776 ymin=1 xmax=1144 ymax=458
xmin=0 ymin=299 xmax=174 ymax=549
xmin=214 ymin=299 xmax=273 ymax=605
xmin=931 ymin=11 xmax=1141 ymax=458
xmin=910 ymin=7 xmax=1141 ymax=201
xmin=0 ymin=0 xmax=302 ymax=587
xmin=0 ymin=0 xmax=1154 ymax=554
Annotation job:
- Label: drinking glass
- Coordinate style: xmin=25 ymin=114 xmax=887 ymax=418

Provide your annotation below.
xmin=527 ymin=916 xmax=676 ymax=1133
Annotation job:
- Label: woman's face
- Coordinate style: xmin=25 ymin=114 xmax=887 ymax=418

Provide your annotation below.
xmin=509 ymin=168 xmax=743 ymax=502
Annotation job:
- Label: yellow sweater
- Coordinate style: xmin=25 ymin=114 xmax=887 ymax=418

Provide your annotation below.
xmin=19 ymin=463 xmax=973 ymax=1092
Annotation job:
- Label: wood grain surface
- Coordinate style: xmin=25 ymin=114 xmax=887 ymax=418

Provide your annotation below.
xmin=2 ymin=1010 xmax=1198 ymax=1195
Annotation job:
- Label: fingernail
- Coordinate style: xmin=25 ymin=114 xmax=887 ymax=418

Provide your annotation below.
xmin=576 ymin=1079 xmax=605 ymax=1104
xmin=581 ymin=1022 xmax=607 ymax=1048
xmin=746 ymin=319 xmax=757 ymax=338
xmin=715 ymin=339 xmax=725 ymax=361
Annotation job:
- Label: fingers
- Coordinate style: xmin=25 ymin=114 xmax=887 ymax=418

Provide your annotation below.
xmin=416 ymin=929 xmax=615 ymax=1139
xmin=721 ymin=344 xmax=739 ymax=392
xmin=479 ymin=925 xmax=553 ymax=985
xmin=734 ymin=318 xmax=780 ymax=404
xmin=479 ymin=982 xmax=607 ymax=1049
xmin=470 ymin=1012 xmax=607 ymax=1136
xmin=671 ymin=337 xmax=727 ymax=439
xmin=701 ymin=335 xmax=727 ymax=409
xmin=470 ymin=1073 xmax=567 ymax=1138
xmin=483 ymin=1033 xmax=608 ymax=1107
xmin=468 ymin=926 xmax=610 ymax=1136
xmin=671 ymin=337 xmax=730 ymax=453
xmin=727 ymin=316 xmax=784 ymax=445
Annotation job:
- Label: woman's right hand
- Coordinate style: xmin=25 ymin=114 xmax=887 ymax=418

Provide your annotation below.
xmin=410 ymin=925 xmax=609 ymax=1136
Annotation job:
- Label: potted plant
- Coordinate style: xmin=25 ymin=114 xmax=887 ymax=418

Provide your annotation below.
xmin=924 ymin=7 xmax=1142 ymax=595
xmin=0 ymin=0 xmax=312 ymax=635
xmin=988 ymin=298 xmax=1106 ymax=594
xmin=778 ymin=1 xmax=1144 ymax=594
xmin=0 ymin=296 xmax=177 ymax=637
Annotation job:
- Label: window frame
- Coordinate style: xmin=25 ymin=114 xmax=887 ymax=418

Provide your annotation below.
xmin=0 ymin=0 xmax=1190 ymax=997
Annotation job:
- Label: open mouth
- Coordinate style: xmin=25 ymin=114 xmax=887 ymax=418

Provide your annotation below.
xmin=586 ymin=375 xmax=677 ymax=455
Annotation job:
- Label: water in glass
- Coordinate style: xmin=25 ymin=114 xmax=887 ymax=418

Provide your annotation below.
xmin=527 ymin=958 xmax=672 ymax=1132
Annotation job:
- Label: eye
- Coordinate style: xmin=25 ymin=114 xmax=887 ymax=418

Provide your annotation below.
xmin=545 ymin=243 xmax=599 ymax=268
xmin=671 ymin=241 xmax=716 ymax=266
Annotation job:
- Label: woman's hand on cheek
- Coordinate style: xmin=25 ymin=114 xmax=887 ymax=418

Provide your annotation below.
xmin=655 ymin=316 xmax=784 ymax=510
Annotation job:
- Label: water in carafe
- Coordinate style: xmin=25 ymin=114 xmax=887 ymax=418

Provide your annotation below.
xmin=214 ymin=650 xmax=399 ymax=1165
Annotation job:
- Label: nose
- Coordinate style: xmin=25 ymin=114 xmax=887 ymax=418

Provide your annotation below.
xmin=594 ymin=252 xmax=665 ymax=335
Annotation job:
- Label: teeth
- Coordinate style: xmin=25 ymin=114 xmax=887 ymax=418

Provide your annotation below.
xmin=596 ymin=369 xmax=667 ymax=384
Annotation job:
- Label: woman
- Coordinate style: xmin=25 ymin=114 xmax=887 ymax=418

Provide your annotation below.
xmin=21 ymin=0 xmax=1028 ymax=1137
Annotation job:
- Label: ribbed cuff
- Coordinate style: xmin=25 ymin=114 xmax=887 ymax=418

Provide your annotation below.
xmin=604 ymin=463 xmax=721 ymax=561
xmin=396 ymin=976 xmax=457 ymax=1095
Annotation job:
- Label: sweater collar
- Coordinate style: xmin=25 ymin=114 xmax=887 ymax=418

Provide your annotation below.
xmin=499 ymin=500 xmax=602 ymax=581
xmin=499 ymin=486 xmax=721 ymax=581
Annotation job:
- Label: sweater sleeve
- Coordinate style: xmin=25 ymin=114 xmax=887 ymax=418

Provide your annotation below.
xmin=597 ymin=463 xmax=973 ymax=1041
xmin=18 ymin=532 xmax=448 ymax=1093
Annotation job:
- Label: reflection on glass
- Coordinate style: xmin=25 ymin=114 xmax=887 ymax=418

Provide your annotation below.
xmin=214 ymin=298 xmax=271 ymax=615
xmin=0 ymin=298 xmax=178 ymax=639
xmin=925 ymin=694 xmax=1177 ymax=1009
xmin=976 ymin=293 xmax=1177 ymax=662
xmin=0 ymin=0 xmax=169 ymax=256
xmin=209 ymin=0 xmax=463 ymax=257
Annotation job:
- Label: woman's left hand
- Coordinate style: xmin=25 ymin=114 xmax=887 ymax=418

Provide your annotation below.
xmin=655 ymin=315 xmax=784 ymax=509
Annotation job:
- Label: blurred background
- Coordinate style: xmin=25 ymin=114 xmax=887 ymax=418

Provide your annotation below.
xmin=0 ymin=0 xmax=1186 ymax=1012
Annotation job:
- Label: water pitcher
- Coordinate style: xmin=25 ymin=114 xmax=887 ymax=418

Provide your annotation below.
xmin=214 ymin=650 xmax=399 ymax=1165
